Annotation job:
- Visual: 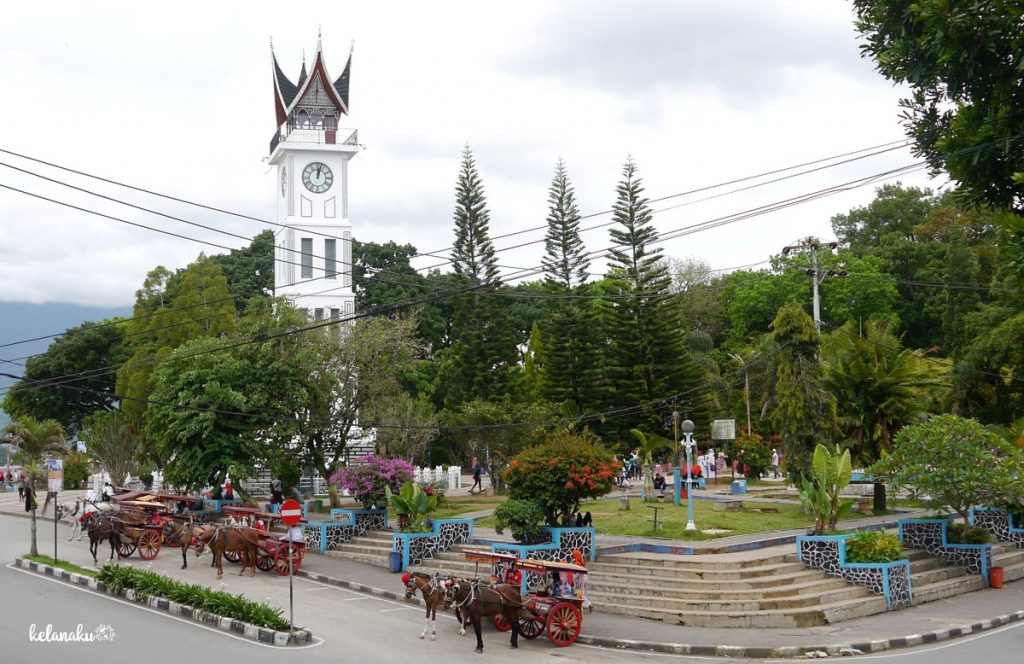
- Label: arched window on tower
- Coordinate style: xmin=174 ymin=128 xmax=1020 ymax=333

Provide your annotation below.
xmin=310 ymin=111 xmax=323 ymax=128
xmin=296 ymin=109 xmax=309 ymax=129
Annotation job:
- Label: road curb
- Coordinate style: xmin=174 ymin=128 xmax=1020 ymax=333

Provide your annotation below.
xmin=297 ymin=567 xmax=1024 ymax=657
xmin=14 ymin=557 xmax=313 ymax=647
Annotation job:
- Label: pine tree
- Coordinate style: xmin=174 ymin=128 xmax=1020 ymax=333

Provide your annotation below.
xmin=603 ymin=157 xmax=708 ymax=437
xmin=538 ymin=160 xmax=603 ymax=411
xmin=446 ymin=147 xmax=515 ymax=408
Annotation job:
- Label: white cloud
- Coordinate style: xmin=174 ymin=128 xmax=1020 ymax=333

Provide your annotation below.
xmin=0 ymin=0 xmax=936 ymax=307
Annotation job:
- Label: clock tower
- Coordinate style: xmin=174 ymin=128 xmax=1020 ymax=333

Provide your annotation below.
xmin=269 ymin=38 xmax=356 ymax=322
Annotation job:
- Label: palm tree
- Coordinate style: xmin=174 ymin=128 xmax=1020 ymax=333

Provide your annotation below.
xmin=3 ymin=416 xmax=66 ymax=556
xmin=823 ymin=322 xmax=950 ymax=511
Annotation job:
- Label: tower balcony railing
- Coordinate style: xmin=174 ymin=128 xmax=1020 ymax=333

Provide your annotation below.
xmin=269 ymin=123 xmax=358 ymax=155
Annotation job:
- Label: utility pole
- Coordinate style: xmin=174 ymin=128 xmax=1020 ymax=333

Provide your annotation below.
xmin=781 ymin=238 xmax=846 ymax=332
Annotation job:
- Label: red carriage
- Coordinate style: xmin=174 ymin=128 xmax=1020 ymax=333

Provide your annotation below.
xmin=222 ymin=506 xmax=306 ymax=575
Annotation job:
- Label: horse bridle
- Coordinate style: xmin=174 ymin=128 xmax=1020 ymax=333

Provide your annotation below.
xmin=406 ymin=573 xmax=443 ymax=601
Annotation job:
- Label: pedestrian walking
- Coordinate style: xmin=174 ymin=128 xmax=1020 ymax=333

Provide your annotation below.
xmin=470 ymin=456 xmax=483 ymax=494
xmin=771 ymin=448 xmax=780 ymax=479
xmin=17 ymin=472 xmax=26 ymax=500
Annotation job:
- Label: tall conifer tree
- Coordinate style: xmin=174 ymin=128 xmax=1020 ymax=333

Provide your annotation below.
xmin=446 ymin=147 xmax=515 ymax=407
xmin=539 ymin=160 xmax=603 ymax=411
xmin=603 ymin=157 xmax=708 ymax=436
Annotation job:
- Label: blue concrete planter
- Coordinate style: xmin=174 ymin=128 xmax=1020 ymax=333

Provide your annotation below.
xmin=970 ymin=507 xmax=1024 ymax=548
xmin=392 ymin=519 xmax=474 ymax=571
xmin=202 ymin=498 xmax=243 ymax=513
xmin=899 ymin=518 xmax=993 ymax=584
xmin=796 ymin=534 xmax=913 ymax=610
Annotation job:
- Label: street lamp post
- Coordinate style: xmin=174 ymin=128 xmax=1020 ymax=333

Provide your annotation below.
xmin=682 ymin=419 xmax=696 ymax=532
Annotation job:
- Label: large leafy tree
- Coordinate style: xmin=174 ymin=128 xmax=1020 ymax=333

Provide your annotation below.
xmin=853 ymin=1 xmax=1024 ymax=214
xmin=769 ymin=302 xmax=837 ymax=480
xmin=116 ymin=258 xmax=238 ymax=418
xmin=538 ymin=160 xmax=604 ymax=411
xmin=871 ymin=414 xmax=1024 ymax=523
xmin=2 ymin=320 xmax=130 ymax=435
xmin=79 ymin=410 xmax=145 ymax=486
xmin=603 ymin=158 xmax=708 ymax=437
xmin=3 ymin=416 xmax=65 ymax=556
xmin=445 ymin=147 xmax=516 ymax=407
xmin=210 ymin=230 xmax=275 ymax=314
xmin=292 ymin=312 xmax=420 ymax=506
xmin=823 ymin=322 xmax=949 ymax=464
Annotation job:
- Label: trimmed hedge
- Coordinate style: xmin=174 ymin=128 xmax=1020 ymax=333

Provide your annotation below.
xmin=96 ymin=565 xmax=289 ymax=630
xmin=845 ymin=530 xmax=904 ymax=563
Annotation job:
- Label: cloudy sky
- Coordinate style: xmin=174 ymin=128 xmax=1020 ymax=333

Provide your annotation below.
xmin=0 ymin=0 xmax=938 ymax=307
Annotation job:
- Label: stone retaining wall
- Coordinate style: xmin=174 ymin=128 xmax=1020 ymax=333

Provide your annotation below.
xmin=796 ymin=535 xmax=913 ymax=610
xmin=899 ymin=518 xmax=992 ymax=582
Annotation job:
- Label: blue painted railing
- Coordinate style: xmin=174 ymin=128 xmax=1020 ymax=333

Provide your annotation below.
xmin=898 ymin=518 xmax=992 ymax=584
xmin=392 ymin=518 xmax=474 ymax=571
xmin=796 ymin=534 xmax=913 ymax=610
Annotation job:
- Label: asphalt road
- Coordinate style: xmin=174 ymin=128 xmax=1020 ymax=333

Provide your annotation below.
xmin=2 ymin=512 xmax=1023 ymax=663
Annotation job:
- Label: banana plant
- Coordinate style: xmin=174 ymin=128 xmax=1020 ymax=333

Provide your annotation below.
xmin=799 ymin=443 xmax=854 ymax=534
xmin=386 ymin=481 xmax=438 ymax=533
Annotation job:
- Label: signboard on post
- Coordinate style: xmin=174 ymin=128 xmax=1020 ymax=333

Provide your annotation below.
xmin=280 ymin=498 xmax=302 ymax=633
xmin=46 ymin=459 xmax=63 ymax=494
xmin=711 ymin=419 xmax=736 ymax=442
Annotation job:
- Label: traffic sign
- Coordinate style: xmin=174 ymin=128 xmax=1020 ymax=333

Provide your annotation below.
xmin=280 ymin=499 xmax=303 ymax=526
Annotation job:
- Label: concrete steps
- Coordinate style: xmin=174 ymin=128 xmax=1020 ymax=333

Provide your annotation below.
xmin=323 ymin=530 xmax=394 ymax=567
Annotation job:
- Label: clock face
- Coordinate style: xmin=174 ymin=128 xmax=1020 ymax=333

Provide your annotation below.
xmin=280 ymin=166 xmax=287 ymax=197
xmin=302 ymin=162 xmax=334 ymax=194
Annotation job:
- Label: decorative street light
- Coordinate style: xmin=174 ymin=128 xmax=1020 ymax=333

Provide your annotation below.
xmin=681 ymin=418 xmax=696 ymax=532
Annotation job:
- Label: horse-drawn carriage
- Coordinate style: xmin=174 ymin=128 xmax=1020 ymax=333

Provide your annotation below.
xmin=106 ymin=499 xmax=172 ymax=560
xmin=221 ymin=506 xmax=306 ymax=576
xmin=446 ymin=550 xmax=589 ymax=649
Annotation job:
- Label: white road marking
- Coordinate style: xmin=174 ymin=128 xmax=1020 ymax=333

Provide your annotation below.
xmin=380 ymin=607 xmax=417 ymax=613
xmin=6 ymin=563 xmax=325 ymax=650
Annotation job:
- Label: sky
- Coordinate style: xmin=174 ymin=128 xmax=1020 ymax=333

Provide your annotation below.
xmin=0 ymin=0 xmax=940 ymax=308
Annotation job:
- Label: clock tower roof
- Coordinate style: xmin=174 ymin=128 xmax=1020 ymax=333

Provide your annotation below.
xmin=270 ymin=39 xmax=352 ymax=128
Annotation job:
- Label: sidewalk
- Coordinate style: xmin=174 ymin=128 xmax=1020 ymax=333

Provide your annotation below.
xmin=4 ymin=488 xmax=1021 ymax=657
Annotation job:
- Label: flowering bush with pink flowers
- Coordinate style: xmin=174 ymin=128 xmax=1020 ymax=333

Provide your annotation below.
xmin=329 ymin=455 xmax=415 ymax=508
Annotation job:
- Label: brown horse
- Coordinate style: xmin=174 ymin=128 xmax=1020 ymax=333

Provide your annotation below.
xmin=404 ymin=572 xmax=453 ymax=640
xmin=206 ymin=525 xmax=260 ymax=578
xmin=443 ymin=579 xmax=522 ymax=653
xmin=85 ymin=513 xmax=117 ymax=565
xmin=162 ymin=521 xmax=215 ymax=569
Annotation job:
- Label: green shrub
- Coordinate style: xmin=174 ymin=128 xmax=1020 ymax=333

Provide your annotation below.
xmin=95 ymin=565 xmax=289 ymax=630
xmin=844 ymin=531 xmax=904 ymax=563
xmin=734 ymin=435 xmax=771 ymax=479
xmin=493 ymin=499 xmax=547 ymax=543
xmin=946 ymin=522 xmax=992 ymax=544
xmin=61 ymin=451 xmax=90 ymax=489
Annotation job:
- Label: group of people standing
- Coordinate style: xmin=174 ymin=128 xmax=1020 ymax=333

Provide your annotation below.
xmin=0 ymin=470 xmax=27 ymax=498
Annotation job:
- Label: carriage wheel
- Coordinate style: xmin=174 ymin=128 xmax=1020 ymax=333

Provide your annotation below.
xmin=546 ymin=603 xmax=582 ymax=647
xmin=255 ymin=552 xmax=275 ymax=572
xmin=519 ymin=616 xmax=545 ymax=640
xmin=492 ymin=614 xmax=512 ymax=632
xmin=274 ymin=546 xmax=301 ymax=576
xmin=223 ymin=550 xmax=241 ymax=564
xmin=115 ymin=538 xmax=136 ymax=558
xmin=138 ymin=530 xmax=161 ymax=560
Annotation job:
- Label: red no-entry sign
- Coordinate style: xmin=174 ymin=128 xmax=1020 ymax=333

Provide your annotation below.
xmin=280 ymin=499 xmax=303 ymax=526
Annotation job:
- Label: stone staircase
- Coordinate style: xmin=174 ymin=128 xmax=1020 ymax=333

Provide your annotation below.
xmin=323 ymin=530 xmax=394 ymax=567
xmin=322 ymin=530 xmax=1024 ymax=628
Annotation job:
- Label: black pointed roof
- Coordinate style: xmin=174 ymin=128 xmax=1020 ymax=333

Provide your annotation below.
xmin=270 ymin=41 xmax=352 ymax=126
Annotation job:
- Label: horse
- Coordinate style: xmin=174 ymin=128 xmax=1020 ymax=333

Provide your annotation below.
xmin=206 ymin=525 xmax=260 ymax=578
xmin=162 ymin=521 xmax=215 ymax=569
xmin=404 ymin=572 xmax=455 ymax=641
xmin=55 ymin=499 xmax=83 ymax=541
xmin=443 ymin=579 xmax=523 ymax=653
xmin=86 ymin=513 xmax=117 ymax=565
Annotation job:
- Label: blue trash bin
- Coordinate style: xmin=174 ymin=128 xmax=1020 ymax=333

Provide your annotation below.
xmin=731 ymin=479 xmax=747 ymax=495
xmin=389 ymin=551 xmax=403 ymax=573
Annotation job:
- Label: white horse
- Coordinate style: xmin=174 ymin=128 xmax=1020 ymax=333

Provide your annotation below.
xmin=55 ymin=499 xmax=83 ymax=541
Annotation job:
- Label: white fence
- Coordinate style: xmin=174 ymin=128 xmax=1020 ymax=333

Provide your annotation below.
xmin=414 ymin=466 xmax=462 ymax=491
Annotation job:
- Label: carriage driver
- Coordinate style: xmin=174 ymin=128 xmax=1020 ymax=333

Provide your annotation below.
xmin=501 ymin=561 xmax=522 ymax=587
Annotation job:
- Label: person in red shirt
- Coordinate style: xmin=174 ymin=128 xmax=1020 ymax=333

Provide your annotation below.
xmin=502 ymin=562 xmax=522 ymax=587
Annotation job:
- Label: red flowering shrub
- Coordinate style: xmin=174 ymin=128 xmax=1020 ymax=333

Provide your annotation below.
xmin=503 ymin=430 xmax=618 ymax=526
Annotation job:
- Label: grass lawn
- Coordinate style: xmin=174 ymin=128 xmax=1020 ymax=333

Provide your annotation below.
xmin=480 ymin=497 xmax=878 ymax=541
xmin=23 ymin=554 xmax=96 ymax=577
